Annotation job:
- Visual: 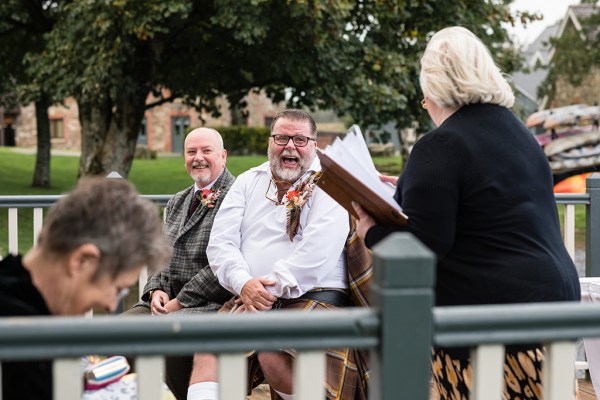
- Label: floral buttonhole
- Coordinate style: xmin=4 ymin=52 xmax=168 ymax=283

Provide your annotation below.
xmin=285 ymin=172 xmax=321 ymax=241
xmin=198 ymin=188 xmax=221 ymax=208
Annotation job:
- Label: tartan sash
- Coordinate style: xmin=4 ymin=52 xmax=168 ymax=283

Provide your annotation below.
xmin=346 ymin=216 xmax=372 ymax=307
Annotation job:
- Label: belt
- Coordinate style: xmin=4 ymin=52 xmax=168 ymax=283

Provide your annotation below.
xmin=273 ymin=289 xmax=351 ymax=309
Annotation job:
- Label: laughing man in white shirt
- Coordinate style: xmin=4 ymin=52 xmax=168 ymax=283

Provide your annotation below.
xmin=187 ymin=110 xmax=351 ymax=400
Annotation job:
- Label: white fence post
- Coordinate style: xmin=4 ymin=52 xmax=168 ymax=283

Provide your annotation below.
xmin=53 ymin=358 xmax=82 ymax=400
xmin=542 ymin=341 xmax=576 ymax=400
xmin=8 ymin=208 xmax=17 ymax=254
xmin=136 ymin=356 xmax=164 ymax=400
xmin=470 ymin=344 xmax=504 ymax=400
xmin=218 ymin=353 xmax=247 ymax=400
xmin=295 ymin=351 xmax=326 ymax=400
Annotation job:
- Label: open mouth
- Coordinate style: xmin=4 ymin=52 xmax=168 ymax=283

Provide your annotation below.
xmin=281 ymin=156 xmax=299 ymax=168
xmin=192 ymin=163 xmax=209 ymax=170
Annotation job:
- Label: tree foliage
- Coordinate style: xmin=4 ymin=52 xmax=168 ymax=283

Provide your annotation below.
xmin=5 ymin=0 xmax=527 ymax=177
xmin=0 ymin=0 xmax=62 ymax=188
xmin=538 ymin=8 xmax=600 ymax=102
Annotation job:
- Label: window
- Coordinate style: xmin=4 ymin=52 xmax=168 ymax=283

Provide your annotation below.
xmin=137 ymin=117 xmax=147 ymax=145
xmin=172 ymin=116 xmax=190 ymax=135
xmin=171 ymin=116 xmax=190 ymax=154
xmin=264 ymin=116 xmax=274 ymax=128
xmin=50 ymin=119 xmax=64 ymax=139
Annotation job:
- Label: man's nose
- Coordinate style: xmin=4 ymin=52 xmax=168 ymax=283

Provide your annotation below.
xmin=284 ymin=137 xmax=296 ymax=150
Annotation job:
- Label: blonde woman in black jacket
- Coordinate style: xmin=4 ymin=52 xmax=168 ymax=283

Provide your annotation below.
xmin=354 ymin=26 xmax=580 ymax=400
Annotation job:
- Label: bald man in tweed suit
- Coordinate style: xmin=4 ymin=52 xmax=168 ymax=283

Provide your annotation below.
xmin=126 ymin=127 xmax=234 ymax=399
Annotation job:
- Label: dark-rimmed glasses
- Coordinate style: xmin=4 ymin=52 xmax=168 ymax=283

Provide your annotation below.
xmin=270 ymin=134 xmax=316 ymax=147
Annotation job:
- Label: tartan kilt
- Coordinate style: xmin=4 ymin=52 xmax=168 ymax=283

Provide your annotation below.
xmin=220 ymin=297 xmax=369 ymax=400
xmin=219 ymin=216 xmax=372 ymax=399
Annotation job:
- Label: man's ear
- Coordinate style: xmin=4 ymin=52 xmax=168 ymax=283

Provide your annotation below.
xmin=67 ymin=244 xmax=101 ymax=277
xmin=221 ymin=148 xmax=227 ymax=167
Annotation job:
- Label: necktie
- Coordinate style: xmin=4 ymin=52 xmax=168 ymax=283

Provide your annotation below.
xmin=187 ymin=191 xmax=200 ymax=219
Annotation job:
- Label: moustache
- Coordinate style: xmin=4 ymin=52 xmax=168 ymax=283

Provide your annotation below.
xmin=280 ymin=150 xmax=300 ymax=158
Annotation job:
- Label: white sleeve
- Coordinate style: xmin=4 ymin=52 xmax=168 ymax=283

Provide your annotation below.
xmin=265 ymin=189 xmax=349 ymax=298
xmin=207 ymin=177 xmax=253 ymax=295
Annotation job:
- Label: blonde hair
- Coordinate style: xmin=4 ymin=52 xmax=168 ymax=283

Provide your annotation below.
xmin=419 ymin=26 xmax=514 ymax=108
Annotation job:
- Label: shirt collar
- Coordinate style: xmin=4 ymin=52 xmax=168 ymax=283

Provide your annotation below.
xmin=194 ymin=172 xmax=222 ymax=192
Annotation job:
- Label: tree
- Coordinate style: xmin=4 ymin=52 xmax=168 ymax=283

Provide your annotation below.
xmin=23 ymin=0 xmax=525 ymax=178
xmin=538 ymin=5 xmax=600 ymax=103
xmin=0 ymin=0 xmax=60 ymax=188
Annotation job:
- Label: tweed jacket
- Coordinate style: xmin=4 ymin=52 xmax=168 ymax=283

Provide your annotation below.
xmin=135 ymin=168 xmax=235 ymax=313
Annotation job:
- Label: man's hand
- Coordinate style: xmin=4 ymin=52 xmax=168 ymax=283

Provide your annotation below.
xmin=149 ymin=290 xmax=170 ymax=315
xmin=352 ymin=202 xmax=377 ymax=242
xmin=164 ymin=298 xmax=183 ymax=313
xmin=239 ymin=278 xmax=277 ymax=311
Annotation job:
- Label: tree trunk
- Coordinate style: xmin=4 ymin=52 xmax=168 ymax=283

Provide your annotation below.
xmin=32 ymin=93 xmax=51 ymax=188
xmin=77 ymin=90 xmax=146 ymax=179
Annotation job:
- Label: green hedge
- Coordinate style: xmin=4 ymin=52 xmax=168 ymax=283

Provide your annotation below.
xmin=210 ymin=126 xmax=271 ymax=155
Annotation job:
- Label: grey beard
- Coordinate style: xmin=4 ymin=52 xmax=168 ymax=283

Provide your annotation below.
xmin=268 ymin=147 xmax=316 ymax=183
xmin=272 ymin=165 xmax=303 ymax=182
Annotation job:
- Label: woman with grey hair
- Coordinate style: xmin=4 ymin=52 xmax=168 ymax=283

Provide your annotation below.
xmin=354 ymin=26 xmax=580 ymax=399
xmin=0 ymin=177 xmax=171 ymax=400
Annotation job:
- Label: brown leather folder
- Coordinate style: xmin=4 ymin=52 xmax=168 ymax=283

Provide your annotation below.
xmin=316 ymin=150 xmax=408 ymax=225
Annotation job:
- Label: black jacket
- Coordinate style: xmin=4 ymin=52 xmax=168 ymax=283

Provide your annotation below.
xmin=366 ymin=103 xmax=580 ymax=307
xmin=0 ymin=254 xmax=52 ymax=400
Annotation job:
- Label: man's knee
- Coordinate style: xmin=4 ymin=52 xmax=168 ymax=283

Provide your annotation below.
xmin=258 ymin=351 xmax=293 ymax=392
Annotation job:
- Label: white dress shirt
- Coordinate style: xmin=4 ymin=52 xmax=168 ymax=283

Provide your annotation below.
xmin=207 ymin=159 xmax=349 ymax=299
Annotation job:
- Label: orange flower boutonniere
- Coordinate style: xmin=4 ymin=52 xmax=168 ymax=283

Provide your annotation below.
xmin=285 ymin=172 xmax=321 ymax=241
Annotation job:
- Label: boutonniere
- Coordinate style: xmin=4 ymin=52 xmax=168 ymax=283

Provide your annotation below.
xmin=198 ymin=188 xmax=221 ymax=208
xmin=285 ymin=172 xmax=321 ymax=241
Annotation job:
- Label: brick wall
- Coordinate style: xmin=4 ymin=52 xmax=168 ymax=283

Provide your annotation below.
xmin=12 ymin=91 xmax=283 ymax=153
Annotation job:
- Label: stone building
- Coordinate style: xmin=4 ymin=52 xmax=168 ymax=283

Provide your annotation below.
xmin=1 ymin=89 xmax=287 ymax=154
xmin=512 ymin=3 xmax=600 ymax=118
xmin=548 ymin=3 xmax=600 ymax=108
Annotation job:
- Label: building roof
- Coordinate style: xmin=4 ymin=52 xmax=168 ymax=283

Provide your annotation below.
xmin=512 ymin=3 xmax=598 ymax=109
xmin=511 ymin=69 xmax=549 ymax=102
xmin=510 ymin=22 xmax=559 ymax=104
xmin=523 ymin=21 xmax=560 ymax=67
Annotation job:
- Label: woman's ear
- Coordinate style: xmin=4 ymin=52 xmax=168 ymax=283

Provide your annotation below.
xmin=66 ymin=243 xmax=101 ymax=277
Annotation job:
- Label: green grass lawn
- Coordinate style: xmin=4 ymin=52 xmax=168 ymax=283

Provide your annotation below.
xmin=0 ymin=147 xmax=269 ymax=253
xmin=1 ymin=147 xmax=585 ymax=257
xmin=0 ymin=148 xmax=404 ymax=253
xmin=0 ymin=147 xmax=268 ymax=195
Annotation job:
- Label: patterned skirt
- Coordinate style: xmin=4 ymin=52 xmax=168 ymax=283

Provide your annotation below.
xmin=430 ymin=347 xmax=544 ymax=400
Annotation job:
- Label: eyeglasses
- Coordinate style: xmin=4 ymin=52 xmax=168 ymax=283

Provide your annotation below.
xmin=270 ymin=134 xmax=316 ymax=147
xmin=264 ymin=178 xmax=286 ymax=206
